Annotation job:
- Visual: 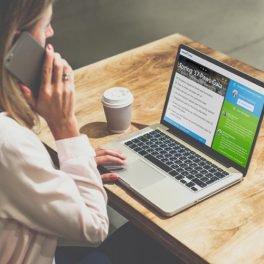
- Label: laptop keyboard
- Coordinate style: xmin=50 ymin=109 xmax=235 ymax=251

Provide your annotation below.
xmin=124 ymin=130 xmax=229 ymax=192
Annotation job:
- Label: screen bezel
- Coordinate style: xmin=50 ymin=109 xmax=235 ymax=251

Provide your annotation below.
xmin=161 ymin=44 xmax=264 ymax=175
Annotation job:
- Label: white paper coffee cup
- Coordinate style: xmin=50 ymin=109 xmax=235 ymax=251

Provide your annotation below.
xmin=102 ymin=87 xmax=133 ymax=133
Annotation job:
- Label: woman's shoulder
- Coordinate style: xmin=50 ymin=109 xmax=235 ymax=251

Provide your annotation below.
xmin=0 ymin=114 xmax=41 ymax=149
xmin=0 ymin=114 xmax=53 ymax=167
xmin=0 ymin=113 xmax=31 ymax=133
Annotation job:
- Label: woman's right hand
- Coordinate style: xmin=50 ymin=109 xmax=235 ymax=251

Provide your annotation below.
xmin=20 ymin=44 xmax=80 ymax=140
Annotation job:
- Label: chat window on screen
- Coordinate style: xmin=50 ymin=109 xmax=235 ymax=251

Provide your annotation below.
xmin=212 ymin=80 xmax=263 ymax=167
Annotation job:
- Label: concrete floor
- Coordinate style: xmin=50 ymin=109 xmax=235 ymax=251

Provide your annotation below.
xmin=52 ymin=0 xmax=264 ymax=239
xmin=51 ymin=0 xmax=264 ymax=70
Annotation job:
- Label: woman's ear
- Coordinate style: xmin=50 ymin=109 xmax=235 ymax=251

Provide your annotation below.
xmin=18 ymin=83 xmax=35 ymax=108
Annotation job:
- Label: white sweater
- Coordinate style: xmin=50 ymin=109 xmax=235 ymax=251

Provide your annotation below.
xmin=0 ymin=113 xmax=109 ymax=264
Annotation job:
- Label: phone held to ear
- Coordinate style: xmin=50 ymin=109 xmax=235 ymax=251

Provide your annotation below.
xmin=4 ymin=31 xmax=45 ymax=98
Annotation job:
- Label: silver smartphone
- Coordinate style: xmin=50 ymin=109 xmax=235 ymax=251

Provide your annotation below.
xmin=4 ymin=31 xmax=45 ymax=98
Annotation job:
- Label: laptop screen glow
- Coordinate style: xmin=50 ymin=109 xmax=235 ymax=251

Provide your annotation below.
xmin=164 ymin=48 xmax=264 ymax=168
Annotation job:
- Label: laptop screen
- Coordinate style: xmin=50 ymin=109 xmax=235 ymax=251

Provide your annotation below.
xmin=162 ymin=45 xmax=264 ymax=171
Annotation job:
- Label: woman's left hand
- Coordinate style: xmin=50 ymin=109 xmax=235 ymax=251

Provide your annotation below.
xmin=95 ymin=148 xmax=127 ymax=183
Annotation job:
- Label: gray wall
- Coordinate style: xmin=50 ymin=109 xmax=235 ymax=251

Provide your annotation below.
xmin=51 ymin=0 xmax=264 ymax=70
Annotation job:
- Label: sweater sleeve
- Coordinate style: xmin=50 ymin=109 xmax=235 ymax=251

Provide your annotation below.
xmin=0 ymin=128 xmax=109 ymax=245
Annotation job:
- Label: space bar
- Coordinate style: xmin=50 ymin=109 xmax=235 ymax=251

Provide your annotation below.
xmin=144 ymin=154 xmax=171 ymax=172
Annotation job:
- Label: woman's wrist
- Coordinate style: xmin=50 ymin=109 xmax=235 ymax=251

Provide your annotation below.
xmin=48 ymin=116 xmax=80 ymax=140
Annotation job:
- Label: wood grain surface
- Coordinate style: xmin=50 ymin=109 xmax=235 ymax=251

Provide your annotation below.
xmin=38 ymin=34 xmax=264 ymax=264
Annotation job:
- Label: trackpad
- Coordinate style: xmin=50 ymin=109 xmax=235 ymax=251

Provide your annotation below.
xmin=120 ymin=160 xmax=166 ymax=189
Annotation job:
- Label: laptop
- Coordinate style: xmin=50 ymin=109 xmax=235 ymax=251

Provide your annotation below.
xmin=103 ymin=44 xmax=264 ymax=216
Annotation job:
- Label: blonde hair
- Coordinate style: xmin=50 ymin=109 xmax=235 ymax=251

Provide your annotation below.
xmin=0 ymin=0 xmax=52 ymax=128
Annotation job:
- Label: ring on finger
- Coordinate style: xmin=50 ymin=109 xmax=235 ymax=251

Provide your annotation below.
xmin=62 ymin=72 xmax=71 ymax=82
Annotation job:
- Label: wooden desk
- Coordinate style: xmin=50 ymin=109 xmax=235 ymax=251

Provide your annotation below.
xmin=39 ymin=34 xmax=264 ymax=264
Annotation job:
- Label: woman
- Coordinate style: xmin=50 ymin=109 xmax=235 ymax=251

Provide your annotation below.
xmin=0 ymin=1 xmax=182 ymax=264
xmin=0 ymin=0 xmax=126 ymax=263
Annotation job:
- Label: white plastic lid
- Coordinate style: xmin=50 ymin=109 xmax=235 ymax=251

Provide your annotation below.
xmin=102 ymin=87 xmax=133 ymax=108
